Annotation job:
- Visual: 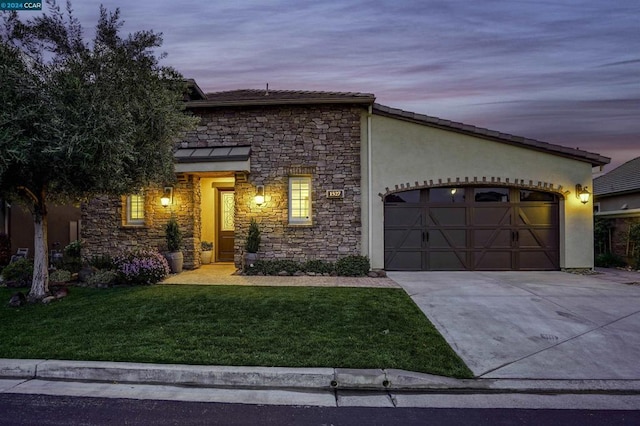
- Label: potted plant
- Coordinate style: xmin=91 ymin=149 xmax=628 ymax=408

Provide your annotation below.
xmin=200 ymin=241 xmax=213 ymax=264
xmin=244 ymin=218 xmax=261 ymax=268
xmin=165 ymin=215 xmax=183 ymax=273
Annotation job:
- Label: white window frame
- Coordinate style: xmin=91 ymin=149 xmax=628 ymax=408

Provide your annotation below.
xmin=125 ymin=194 xmax=145 ymax=226
xmin=288 ymin=176 xmax=312 ymax=225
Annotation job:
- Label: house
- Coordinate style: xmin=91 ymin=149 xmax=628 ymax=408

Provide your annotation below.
xmin=81 ymin=81 xmax=610 ymax=271
xmin=0 ymin=199 xmax=81 ymax=260
xmin=593 ymin=157 xmax=640 ymax=263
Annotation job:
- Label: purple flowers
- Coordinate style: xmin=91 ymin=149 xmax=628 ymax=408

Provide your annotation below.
xmin=114 ymin=249 xmax=170 ymax=285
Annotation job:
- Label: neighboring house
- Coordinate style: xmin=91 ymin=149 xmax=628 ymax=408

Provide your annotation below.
xmin=81 ymin=81 xmax=610 ymax=271
xmin=593 ymin=157 xmax=640 ymax=262
xmin=0 ymin=199 xmax=81 ymax=258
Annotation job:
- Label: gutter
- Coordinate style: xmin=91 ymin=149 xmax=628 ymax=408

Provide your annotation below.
xmin=367 ymin=105 xmax=373 ymax=260
xmin=595 ymin=208 xmax=640 ymax=218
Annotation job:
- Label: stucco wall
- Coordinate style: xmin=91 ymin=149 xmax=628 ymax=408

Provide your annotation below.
xmin=365 ymin=113 xmax=595 ymax=270
xmin=9 ymin=203 xmax=81 ymax=257
xmin=597 ymin=193 xmax=640 ymax=211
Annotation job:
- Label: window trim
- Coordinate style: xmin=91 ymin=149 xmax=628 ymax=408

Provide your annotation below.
xmin=125 ymin=193 xmax=145 ymax=226
xmin=288 ymin=176 xmax=312 ymax=225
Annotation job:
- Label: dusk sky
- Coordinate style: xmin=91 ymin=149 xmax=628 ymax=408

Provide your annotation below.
xmin=32 ymin=1 xmax=640 ymax=171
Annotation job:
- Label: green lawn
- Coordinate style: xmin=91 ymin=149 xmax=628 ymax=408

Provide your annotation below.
xmin=0 ymin=285 xmax=472 ymax=378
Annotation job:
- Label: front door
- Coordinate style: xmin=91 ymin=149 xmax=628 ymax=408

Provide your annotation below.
xmin=217 ymin=189 xmax=235 ymax=262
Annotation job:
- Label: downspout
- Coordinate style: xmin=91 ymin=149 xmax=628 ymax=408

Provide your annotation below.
xmin=367 ymin=105 xmax=373 ymax=260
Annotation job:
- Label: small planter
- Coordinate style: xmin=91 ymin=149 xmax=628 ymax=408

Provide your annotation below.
xmin=244 ymin=252 xmax=259 ymax=268
xmin=201 ymin=250 xmax=213 ymax=264
xmin=165 ymin=216 xmax=183 ymax=273
xmin=200 ymin=241 xmax=214 ymax=265
xmin=244 ymin=218 xmax=261 ymax=270
xmin=166 ymin=251 xmax=184 ymax=273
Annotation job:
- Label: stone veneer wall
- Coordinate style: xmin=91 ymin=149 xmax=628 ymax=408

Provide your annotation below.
xmin=81 ymin=175 xmax=201 ymax=269
xmin=184 ymin=104 xmax=363 ymax=267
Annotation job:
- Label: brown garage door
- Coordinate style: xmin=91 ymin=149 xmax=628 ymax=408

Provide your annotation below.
xmin=384 ymin=187 xmax=559 ymax=271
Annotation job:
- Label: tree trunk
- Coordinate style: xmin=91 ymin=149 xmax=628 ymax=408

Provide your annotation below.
xmin=28 ymin=198 xmax=49 ymax=302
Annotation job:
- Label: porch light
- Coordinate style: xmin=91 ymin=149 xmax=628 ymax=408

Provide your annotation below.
xmin=255 ymin=185 xmax=265 ymax=205
xmin=161 ymin=187 xmax=173 ymax=207
xmin=575 ymin=184 xmax=590 ymax=204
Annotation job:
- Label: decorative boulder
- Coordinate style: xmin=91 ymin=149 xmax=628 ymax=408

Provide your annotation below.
xmin=8 ymin=292 xmax=26 ymax=307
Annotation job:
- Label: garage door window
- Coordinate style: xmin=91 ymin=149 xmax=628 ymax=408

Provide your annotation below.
xmin=520 ymin=190 xmax=556 ymax=202
xmin=474 ymin=187 xmax=509 ymax=202
xmin=429 ymin=187 xmax=465 ymax=203
xmin=385 ymin=189 xmax=421 ymax=203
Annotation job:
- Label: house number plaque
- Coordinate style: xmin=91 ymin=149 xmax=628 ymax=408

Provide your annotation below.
xmin=326 ymin=189 xmax=344 ymax=199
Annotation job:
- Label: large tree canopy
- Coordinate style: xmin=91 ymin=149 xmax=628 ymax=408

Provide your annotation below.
xmin=0 ymin=0 xmax=198 ymax=300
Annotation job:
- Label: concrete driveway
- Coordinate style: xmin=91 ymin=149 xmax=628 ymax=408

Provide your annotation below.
xmin=388 ymin=270 xmax=640 ymax=380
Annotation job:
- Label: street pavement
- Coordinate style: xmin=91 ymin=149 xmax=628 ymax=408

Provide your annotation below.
xmin=1 ymin=268 xmax=639 ymax=409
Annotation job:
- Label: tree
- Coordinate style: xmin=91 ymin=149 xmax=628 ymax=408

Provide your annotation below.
xmin=0 ymin=1 xmax=198 ymax=301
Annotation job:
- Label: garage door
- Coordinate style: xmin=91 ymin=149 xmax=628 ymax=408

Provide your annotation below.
xmin=384 ymin=187 xmax=559 ymax=271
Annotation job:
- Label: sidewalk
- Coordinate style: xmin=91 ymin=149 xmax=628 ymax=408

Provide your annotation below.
xmin=2 ymin=358 xmax=640 ymax=394
xmin=5 ymin=360 xmax=640 ymax=409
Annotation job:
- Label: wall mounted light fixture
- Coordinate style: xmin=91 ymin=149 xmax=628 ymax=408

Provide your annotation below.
xmin=575 ymin=184 xmax=590 ymax=204
xmin=161 ymin=186 xmax=173 ymax=207
xmin=255 ymin=185 xmax=265 ymax=205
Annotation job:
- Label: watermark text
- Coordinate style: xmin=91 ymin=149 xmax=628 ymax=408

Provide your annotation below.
xmin=0 ymin=2 xmax=42 ymax=10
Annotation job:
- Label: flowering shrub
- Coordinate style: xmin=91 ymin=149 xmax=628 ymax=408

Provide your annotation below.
xmin=114 ymin=250 xmax=170 ymax=285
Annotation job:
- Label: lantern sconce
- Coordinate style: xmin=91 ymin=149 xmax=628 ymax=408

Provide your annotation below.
xmin=161 ymin=186 xmax=173 ymax=207
xmin=255 ymin=185 xmax=265 ymax=206
xmin=575 ymin=184 xmax=590 ymax=204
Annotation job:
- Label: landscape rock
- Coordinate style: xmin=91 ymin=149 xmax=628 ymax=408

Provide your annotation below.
xmin=78 ymin=266 xmax=97 ymax=282
xmin=8 ymin=292 xmax=26 ymax=307
xmin=53 ymin=286 xmax=69 ymax=299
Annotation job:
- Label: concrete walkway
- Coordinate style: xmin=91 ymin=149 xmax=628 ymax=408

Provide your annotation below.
xmin=388 ymin=269 xmax=640 ymax=381
xmin=161 ymin=263 xmax=399 ymax=288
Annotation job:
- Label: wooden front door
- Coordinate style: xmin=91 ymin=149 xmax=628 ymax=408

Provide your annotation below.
xmin=217 ymin=189 xmax=235 ymax=262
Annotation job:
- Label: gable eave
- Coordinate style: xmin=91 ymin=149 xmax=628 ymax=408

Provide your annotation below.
xmin=373 ymin=103 xmax=610 ymax=167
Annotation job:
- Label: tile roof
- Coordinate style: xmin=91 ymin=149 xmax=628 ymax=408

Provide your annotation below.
xmin=593 ymin=156 xmax=640 ymax=196
xmin=181 ymin=83 xmax=610 ymax=168
xmin=372 ymin=104 xmax=610 ymax=167
xmin=184 ymin=79 xmax=206 ymax=101
xmin=186 ymin=89 xmax=376 ymax=107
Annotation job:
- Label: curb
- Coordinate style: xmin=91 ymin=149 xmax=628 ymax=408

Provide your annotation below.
xmin=2 ymin=359 xmax=640 ymax=394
